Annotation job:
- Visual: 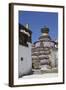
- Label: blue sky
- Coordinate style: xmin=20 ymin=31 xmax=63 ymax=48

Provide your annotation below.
xmin=19 ymin=11 xmax=58 ymax=43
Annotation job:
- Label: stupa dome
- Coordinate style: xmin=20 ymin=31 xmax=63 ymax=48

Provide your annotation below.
xmin=39 ymin=26 xmax=51 ymax=41
xmin=41 ymin=26 xmax=49 ymax=33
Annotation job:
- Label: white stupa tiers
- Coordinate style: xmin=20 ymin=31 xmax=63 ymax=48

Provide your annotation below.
xmin=32 ymin=26 xmax=58 ymax=73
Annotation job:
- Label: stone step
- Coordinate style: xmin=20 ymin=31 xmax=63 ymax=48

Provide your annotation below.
xmin=32 ymin=69 xmax=41 ymax=74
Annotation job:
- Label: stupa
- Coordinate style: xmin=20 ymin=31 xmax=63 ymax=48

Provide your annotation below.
xmin=32 ymin=26 xmax=58 ymax=73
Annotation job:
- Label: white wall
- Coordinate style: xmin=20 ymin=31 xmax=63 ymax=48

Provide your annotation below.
xmin=0 ymin=0 xmax=66 ymax=90
xmin=18 ymin=44 xmax=32 ymax=77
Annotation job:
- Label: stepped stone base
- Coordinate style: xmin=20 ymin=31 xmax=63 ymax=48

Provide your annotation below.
xmin=40 ymin=65 xmax=51 ymax=71
xmin=32 ymin=69 xmax=41 ymax=74
xmin=41 ymin=68 xmax=58 ymax=74
xmin=32 ymin=67 xmax=58 ymax=74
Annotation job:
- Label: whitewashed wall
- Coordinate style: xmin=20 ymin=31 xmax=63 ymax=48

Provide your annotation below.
xmin=18 ymin=43 xmax=32 ymax=77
